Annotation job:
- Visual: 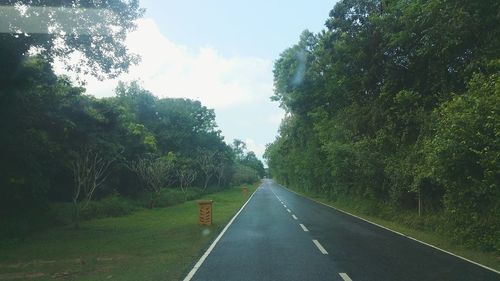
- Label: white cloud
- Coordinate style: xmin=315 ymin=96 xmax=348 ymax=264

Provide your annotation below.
xmin=245 ymin=138 xmax=267 ymax=160
xmin=54 ymin=18 xmax=283 ymax=161
xmin=59 ymin=18 xmax=274 ymax=109
xmin=265 ymin=112 xmax=285 ymax=125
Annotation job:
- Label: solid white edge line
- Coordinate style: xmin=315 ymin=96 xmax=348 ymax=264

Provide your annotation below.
xmin=339 ymin=273 xmax=353 ymax=281
xmin=300 ymin=224 xmax=309 ymax=232
xmin=312 ymin=239 xmax=328 ymax=254
xmin=182 ymin=186 xmax=260 ymax=281
xmin=276 ymin=184 xmax=500 ymax=275
xmin=292 ymin=214 xmax=298 ymax=220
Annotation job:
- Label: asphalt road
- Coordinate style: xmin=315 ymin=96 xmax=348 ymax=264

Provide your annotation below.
xmin=186 ymin=179 xmax=500 ymax=281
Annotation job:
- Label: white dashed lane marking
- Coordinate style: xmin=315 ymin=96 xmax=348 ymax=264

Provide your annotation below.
xmin=312 ymin=240 xmax=328 ymax=255
xmin=339 ymin=273 xmax=353 ymax=281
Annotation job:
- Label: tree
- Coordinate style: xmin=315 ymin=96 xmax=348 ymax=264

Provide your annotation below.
xmin=231 ymin=163 xmax=259 ymax=185
xmin=70 ymin=148 xmax=113 ymax=228
xmin=424 ymin=73 xmax=500 ymax=251
xmin=229 ymin=139 xmax=266 ymax=183
xmin=242 ymin=151 xmax=265 ymax=178
xmin=265 ymin=0 xmax=500 ymax=252
xmin=0 ymin=0 xmax=144 ymax=80
xmin=0 ymin=49 xmax=263 ymax=235
xmin=231 ymin=139 xmax=247 ymax=161
xmin=197 ymin=149 xmax=216 ymax=190
xmin=214 ymin=160 xmax=226 ymax=187
xmin=177 ymin=169 xmax=197 ymax=199
xmin=128 ymin=156 xmax=174 ymax=208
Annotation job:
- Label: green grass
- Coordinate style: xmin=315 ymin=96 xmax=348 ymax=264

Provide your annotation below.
xmin=0 ymin=183 xmax=258 ymax=281
xmin=286 ymin=187 xmax=500 ymax=272
xmin=0 ymin=188 xmax=208 ymax=240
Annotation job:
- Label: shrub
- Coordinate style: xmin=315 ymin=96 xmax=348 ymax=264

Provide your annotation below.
xmin=80 ymin=194 xmax=137 ymax=220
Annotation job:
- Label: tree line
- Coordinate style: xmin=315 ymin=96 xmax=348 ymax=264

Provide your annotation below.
xmin=0 ymin=0 xmax=264 ymax=231
xmin=265 ymin=0 xmax=499 ymax=253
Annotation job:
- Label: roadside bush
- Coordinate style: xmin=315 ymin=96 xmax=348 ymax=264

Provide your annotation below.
xmin=156 ymin=189 xmax=186 ymax=207
xmin=46 ymin=194 xmax=137 ymax=226
xmin=186 ymin=188 xmax=204 ymax=200
xmin=80 ymin=194 xmax=137 ymax=220
xmin=0 ymin=186 xmax=230 ymax=241
xmin=1 ymin=194 xmax=137 ymax=239
xmin=134 ymin=188 xmax=205 ymax=208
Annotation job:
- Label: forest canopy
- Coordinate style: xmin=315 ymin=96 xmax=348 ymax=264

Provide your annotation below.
xmin=265 ymin=0 xmax=499 ymax=253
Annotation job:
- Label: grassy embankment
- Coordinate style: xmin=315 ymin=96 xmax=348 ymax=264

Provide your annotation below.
xmin=0 ymin=183 xmax=259 ymax=281
xmin=284 ymin=186 xmax=500 ymax=272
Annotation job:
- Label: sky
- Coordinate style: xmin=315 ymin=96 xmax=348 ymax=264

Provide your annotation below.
xmin=76 ymin=0 xmax=338 ymax=160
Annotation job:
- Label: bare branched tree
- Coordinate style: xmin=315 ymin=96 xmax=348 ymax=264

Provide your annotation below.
xmin=71 ymin=148 xmax=113 ymax=229
xmin=128 ymin=157 xmax=173 ymax=208
xmin=197 ymin=149 xmax=216 ymax=191
xmin=177 ymin=169 xmax=197 ymax=199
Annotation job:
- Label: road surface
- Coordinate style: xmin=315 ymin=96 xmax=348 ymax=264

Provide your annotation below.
xmin=186 ymin=179 xmax=500 ymax=281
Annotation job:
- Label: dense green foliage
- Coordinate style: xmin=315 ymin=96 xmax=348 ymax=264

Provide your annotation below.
xmin=0 ymin=1 xmax=263 ymax=235
xmin=265 ymin=0 xmax=499 ymax=252
xmin=0 ymin=63 xmax=263 ymax=232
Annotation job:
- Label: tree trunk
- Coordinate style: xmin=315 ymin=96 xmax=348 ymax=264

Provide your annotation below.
xmin=73 ymin=200 xmax=80 ymax=229
xmin=149 ymin=191 xmax=155 ymax=209
xmin=203 ymin=176 xmax=209 ymax=191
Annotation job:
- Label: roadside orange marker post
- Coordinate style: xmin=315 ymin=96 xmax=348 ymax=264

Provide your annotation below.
xmin=197 ymin=200 xmax=213 ymax=225
xmin=243 ymin=187 xmax=248 ymax=197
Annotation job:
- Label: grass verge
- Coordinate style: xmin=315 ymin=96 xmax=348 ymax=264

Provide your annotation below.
xmin=0 ymin=183 xmax=259 ymax=281
xmin=284 ymin=186 xmax=500 ymax=272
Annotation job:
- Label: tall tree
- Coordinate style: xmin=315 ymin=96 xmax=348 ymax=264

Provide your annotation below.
xmin=0 ymin=0 xmax=143 ymax=81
